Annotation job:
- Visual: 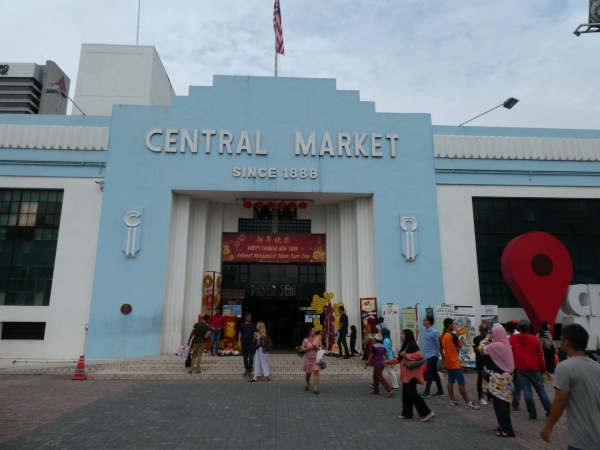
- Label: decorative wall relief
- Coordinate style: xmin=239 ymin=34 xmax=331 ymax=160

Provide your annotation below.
xmin=123 ymin=210 xmax=143 ymax=258
xmin=400 ymin=216 xmax=418 ymax=262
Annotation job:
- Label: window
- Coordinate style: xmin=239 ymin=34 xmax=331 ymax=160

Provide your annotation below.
xmin=472 ymin=197 xmax=600 ymax=308
xmin=238 ymin=219 xmax=311 ymax=234
xmin=1 ymin=322 xmax=46 ymax=340
xmin=0 ymin=189 xmax=63 ymax=306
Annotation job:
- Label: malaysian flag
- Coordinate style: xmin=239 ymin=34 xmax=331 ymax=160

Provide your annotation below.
xmin=273 ymin=0 xmax=284 ymax=55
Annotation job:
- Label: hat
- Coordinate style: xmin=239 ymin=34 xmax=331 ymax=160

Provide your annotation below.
xmin=517 ymin=319 xmax=531 ymax=333
xmin=375 ymin=333 xmax=383 ymax=341
xmin=509 ymin=319 xmax=519 ymax=324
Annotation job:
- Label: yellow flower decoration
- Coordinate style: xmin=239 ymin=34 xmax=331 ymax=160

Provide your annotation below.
xmin=310 ymin=295 xmax=328 ymax=314
xmin=333 ymin=320 xmax=340 ymax=329
xmin=323 ymin=292 xmax=334 ymax=302
xmin=312 ymin=317 xmax=323 ymax=331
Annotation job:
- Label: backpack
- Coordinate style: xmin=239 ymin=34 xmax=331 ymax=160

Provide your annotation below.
xmin=440 ymin=331 xmax=460 ymax=351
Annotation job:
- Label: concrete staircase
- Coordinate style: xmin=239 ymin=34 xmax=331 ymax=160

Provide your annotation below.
xmin=1 ymin=354 xmax=378 ymax=381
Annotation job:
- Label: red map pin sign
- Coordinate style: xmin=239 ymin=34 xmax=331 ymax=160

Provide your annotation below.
xmin=501 ymin=231 xmax=573 ymax=333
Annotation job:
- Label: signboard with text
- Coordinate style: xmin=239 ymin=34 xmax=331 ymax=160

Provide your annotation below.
xmin=222 ymin=233 xmax=325 ymax=263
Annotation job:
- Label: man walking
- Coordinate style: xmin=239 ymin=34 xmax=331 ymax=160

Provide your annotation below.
xmin=238 ymin=312 xmax=258 ymax=380
xmin=439 ymin=318 xmax=479 ymax=409
xmin=541 ymin=324 xmax=600 ymax=449
xmin=208 ymin=307 xmax=226 ymax=357
xmin=186 ymin=314 xmax=210 ymax=373
xmin=510 ymin=319 xmax=552 ymax=421
xmin=420 ymin=315 xmax=445 ymax=398
xmin=336 ymin=305 xmax=350 ymax=359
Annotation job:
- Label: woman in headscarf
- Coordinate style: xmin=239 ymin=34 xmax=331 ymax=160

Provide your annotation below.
xmin=381 ymin=328 xmax=399 ymax=389
xmin=363 ymin=333 xmax=394 ymax=398
xmin=397 ymin=329 xmax=435 ymax=422
xmin=478 ymin=323 xmax=515 ymax=438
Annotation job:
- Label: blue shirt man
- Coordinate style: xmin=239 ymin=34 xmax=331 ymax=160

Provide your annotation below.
xmin=420 ymin=314 xmax=445 ymax=398
xmin=424 ymin=324 xmax=440 ymax=359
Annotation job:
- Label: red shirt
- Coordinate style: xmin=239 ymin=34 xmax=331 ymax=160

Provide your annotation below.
xmin=509 ymin=333 xmax=546 ymax=372
xmin=208 ymin=314 xmax=225 ymax=330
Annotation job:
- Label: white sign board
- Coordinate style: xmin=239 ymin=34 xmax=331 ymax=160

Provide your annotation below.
xmin=382 ymin=303 xmax=402 ymax=354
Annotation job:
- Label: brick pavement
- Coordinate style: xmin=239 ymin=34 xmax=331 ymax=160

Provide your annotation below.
xmin=0 ymin=376 xmax=135 ymax=445
xmin=0 ymin=372 xmax=568 ymax=450
xmin=424 ymin=370 xmax=567 ymax=450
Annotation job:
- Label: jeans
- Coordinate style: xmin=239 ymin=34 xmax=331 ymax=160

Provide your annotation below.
xmin=242 ymin=344 xmax=256 ymax=373
xmin=512 ymin=371 xmax=522 ymax=410
xmin=514 ymin=369 xmax=552 ymax=420
xmin=423 ymin=356 xmax=444 ymax=395
xmin=210 ymin=330 xmax=222 ymax=355
xmin=337 ymin=333 xmax=349 ymax=357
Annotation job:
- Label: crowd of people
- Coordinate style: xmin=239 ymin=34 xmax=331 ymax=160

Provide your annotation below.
xmin=186 ymin=307 xmax=600 ymax=448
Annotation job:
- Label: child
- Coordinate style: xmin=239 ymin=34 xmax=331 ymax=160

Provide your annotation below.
xmin=349 ymin=325 xmax=359 ymax=357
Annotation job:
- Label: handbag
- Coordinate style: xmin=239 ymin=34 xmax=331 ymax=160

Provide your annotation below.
xmin=404 ymin=357 xmax=426 ymax=369
xmin=539 ymin=337 xmax=554 ymax=351
xmin=184 ymin=352 xmax=192 ymax=368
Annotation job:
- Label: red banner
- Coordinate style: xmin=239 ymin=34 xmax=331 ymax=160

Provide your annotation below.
xmin=222 ymin=233 xmax=326 ymax=263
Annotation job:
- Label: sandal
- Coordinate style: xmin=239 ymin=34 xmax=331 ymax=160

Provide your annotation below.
xmin=495 ymin=431 xmax=514 ymax=438
xmin=248 ymin=378 xmax=258 ymax=382
xmin=305 ymin=383 xmax=309 ymax=391
xmin=264 ymin=377 xmax=271 ymax=382
xmin=313 ymin=390 xmax=319 ymax=395
xmin=385 ymin=391 xmax=395 ymax=398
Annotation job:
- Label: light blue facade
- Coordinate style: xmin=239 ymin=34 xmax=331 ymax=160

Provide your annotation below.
xmin=87 ymin=76 xmax=445 ymax=360
xmin=2 ymin=75 xmax=600 ymax=361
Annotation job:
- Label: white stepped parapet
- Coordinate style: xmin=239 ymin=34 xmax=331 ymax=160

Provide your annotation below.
xmin=434 ymin=135 xmax=600 ymax=161
xmin=0 ymin=125 xmax=109 ymax=150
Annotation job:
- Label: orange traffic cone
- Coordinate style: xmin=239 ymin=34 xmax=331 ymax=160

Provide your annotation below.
xmin=71 ymin=355 xmax=87 ymax=380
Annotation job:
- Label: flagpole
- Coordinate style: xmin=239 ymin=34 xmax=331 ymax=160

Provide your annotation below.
xmin=136 ymin=0 xmax=141 ymax=45
xmin=274 ymin=44 xmax=278 ymax=77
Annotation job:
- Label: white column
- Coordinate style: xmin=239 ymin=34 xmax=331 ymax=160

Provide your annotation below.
xmin=160 ymin=194 xmax=191 ymax=354
xmin=356 ymin=197 xmax=378 ymax=300
xmin=325 ymin=204 xmax=341 ymax=300
xmin=203 ymin=202 xmax=224 ymax=290
xmin=181 ymin=199 xmax=209 ymax=342
xmin=339 ymin=201 xmax=359 ymax=328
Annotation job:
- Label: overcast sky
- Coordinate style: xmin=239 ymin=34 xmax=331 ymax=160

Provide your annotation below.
xmin=3 ymin=0 xmax=598 ymax=129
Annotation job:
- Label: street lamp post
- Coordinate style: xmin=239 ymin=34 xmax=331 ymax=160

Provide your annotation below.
xmin=458 ymin=97 xmax=519 ymax=126
xmin=45 ymin=83 xmax=86 ymax=116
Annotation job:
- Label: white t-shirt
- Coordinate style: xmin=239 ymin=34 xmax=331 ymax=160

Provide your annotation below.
xmin=553 ymin=356 xmax=600 ymax=450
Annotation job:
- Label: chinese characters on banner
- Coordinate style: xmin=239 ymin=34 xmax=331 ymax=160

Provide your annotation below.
xmin=222 ymin=233 xmax=326 ymax=263
xmin=382 ymin=304 xmax=401 ymax=354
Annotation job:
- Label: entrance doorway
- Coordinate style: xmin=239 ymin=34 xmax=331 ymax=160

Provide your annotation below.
xmin=247 ymin=298 xmax=301 ymax=351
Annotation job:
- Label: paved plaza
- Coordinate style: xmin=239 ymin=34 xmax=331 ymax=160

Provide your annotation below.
xmin=0 ymin=371 xmax=567 ymax=450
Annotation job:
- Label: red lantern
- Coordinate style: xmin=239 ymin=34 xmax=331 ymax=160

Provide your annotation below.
xmin=267 ymin=201 xmax=276 ymax=211
xmin=299 ymin=202 xmax=308 ymax=210
xmin=278 ymin=201 xmax=287 ymax=211
xmin=255 ymin=201 xmax=264 ymax=211
xmin=288 ymin=202 xmax=297 ymax=210
xmin=243 ymin=201 xmax=252 ymax=209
